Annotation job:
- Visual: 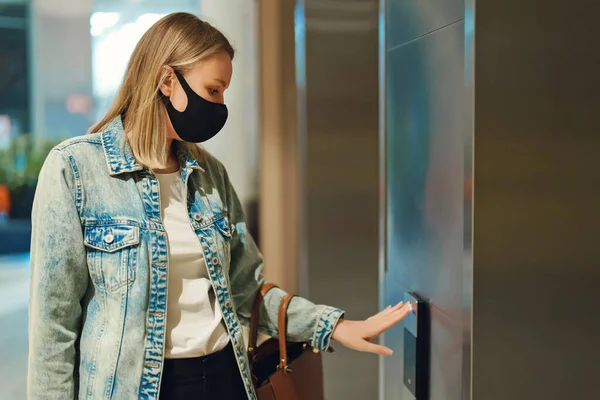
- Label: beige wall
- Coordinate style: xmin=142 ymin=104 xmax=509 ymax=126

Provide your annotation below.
xmin=257 ymin=0 xmax=301 ymax=291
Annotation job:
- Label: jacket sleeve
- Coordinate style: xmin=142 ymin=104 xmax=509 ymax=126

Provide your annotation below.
xmin=222 ymin=168 xmax=344 ymax=351
xmin=27 ymin=149 xmax=88 ymax=399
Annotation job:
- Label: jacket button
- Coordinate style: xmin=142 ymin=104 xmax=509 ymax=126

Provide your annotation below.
xmin=104 ymin=233 xmax=114 ymax=244
xmin=194 ymin=214 xmax=202 ymax=222
xmin=224 ymin=300 xmax=231 ymax=308
xmin=211 ymin=257 xmax=219 ymax=265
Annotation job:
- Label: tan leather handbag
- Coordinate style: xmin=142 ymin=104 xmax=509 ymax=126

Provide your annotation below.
xmin=248 ymin=283 xmax=325 ymax=400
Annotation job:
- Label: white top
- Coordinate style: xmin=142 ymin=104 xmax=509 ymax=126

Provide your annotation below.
xmin=156 ymin=171 xmax=229 ymax=359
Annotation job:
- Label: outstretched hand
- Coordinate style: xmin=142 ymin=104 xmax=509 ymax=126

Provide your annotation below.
xmin=331 ymin=301 xmax=412 ymax=355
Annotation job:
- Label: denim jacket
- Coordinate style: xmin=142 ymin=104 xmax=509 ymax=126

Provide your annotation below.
xmin=27 ymin=117 xmax=344 ymax=399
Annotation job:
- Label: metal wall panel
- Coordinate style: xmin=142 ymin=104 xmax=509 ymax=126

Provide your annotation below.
xmin=383 ymin=16 xmax=468 ymax=400
xmin=386 ymin=0 xmax=463 ymax=50
xmin=302 ymin=0 xmax=381 ymax=399
xmin=472 ymin=0 xmax=600 ymax=399
xmin=386 ymin=22 xmax=466 ymax=318
xmin=383 ymin=0 xmax=600 ymax=398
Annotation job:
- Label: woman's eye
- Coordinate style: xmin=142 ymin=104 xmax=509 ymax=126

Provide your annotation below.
xmin=209 ymin=88 xmax=220 ymax=95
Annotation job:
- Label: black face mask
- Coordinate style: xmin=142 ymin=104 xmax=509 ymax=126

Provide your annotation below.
xmin=162 ymin=70 xmax=228 ymax=143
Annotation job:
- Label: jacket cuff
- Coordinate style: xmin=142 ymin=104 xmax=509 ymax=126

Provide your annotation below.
xmin=311 ymin=306 xmax=345 ymax=352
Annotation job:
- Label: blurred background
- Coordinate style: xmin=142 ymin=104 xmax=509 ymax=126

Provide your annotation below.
xmin=1 ymin=0 xmax=599 ymax=399
xmin=0 ymin=0 xmax=260 ymax=397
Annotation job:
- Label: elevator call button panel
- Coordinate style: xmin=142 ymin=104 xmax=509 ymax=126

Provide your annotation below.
xmin=403 ymin=292 xmax=430 ymax=400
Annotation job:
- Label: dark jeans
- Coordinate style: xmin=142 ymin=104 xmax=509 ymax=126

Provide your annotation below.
xmin=159 ymin=343 xmax=247 ymax=399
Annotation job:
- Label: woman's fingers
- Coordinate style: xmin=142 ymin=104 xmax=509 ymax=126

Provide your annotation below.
xmin=336 ymin=301 xmax=413 ymax=356
xmin=385 ymin=305 xmax=412 ymax=328
xmin=382 ymin=302 xmax=404 ymax=314
xmin=369 ymin=302 xmax=404 ymax=321
xmin=358 ymin=340 xmax=393 ymax=356
xmin=368 ymin=304 xmax=396 ymax=322
xmin=379 ymin=305 xmax=393 ymax=315
xmin=369 ymin=303 xmax=412 ymax=336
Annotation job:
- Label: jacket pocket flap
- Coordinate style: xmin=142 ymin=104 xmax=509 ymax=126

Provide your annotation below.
xmin=84 ymin=225 xmax=140 ymax=252
xmin=214 ymin=215 xmax=232 ymax=238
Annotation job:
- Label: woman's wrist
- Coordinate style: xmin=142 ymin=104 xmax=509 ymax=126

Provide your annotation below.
xmin=332 ymin=318 xmax=350 ymax=342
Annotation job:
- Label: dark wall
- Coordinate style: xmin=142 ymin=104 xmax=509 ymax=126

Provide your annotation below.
xmin=472 ymin=1 xmax=600 ymax=399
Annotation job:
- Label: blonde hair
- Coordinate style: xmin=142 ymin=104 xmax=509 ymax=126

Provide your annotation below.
xmin=90 ymin=12 xmax=234 ymax=169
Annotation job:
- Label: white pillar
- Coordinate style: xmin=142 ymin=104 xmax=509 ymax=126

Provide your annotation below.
xmin=31 ymin=0 xmax=94 ymax=139
xmin=198 ymin=0 xmax=259 ymax=207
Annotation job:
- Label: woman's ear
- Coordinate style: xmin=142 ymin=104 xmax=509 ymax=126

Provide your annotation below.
xmin=158 ymin=66 xmax=176 ymax=97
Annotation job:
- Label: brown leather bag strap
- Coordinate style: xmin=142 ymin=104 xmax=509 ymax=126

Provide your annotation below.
xmin=278 ymin=293 xmax=295 ymax=371
xmin=248 ymin=283 xmax=278 ymax=355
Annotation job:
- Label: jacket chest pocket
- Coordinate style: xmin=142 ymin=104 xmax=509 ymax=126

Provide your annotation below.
xmin=212 ymin=216 xmax=232 ymax=267
xmin=83 ymin=224 xmax=140 ymax=292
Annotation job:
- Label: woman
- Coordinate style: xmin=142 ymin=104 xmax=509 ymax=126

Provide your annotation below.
xmin=27 ymin=12 xmax=411 ymax=400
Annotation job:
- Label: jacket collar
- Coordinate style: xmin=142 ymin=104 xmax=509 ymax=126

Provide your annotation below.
xmin=100 ymin=116 xmax=203 ymax=176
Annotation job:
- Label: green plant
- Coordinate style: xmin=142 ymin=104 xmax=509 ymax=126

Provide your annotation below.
xmin=0 ymin=134 xmax=63 ymax=192
xmin=0 ymin=153 xmax=8 ymax=187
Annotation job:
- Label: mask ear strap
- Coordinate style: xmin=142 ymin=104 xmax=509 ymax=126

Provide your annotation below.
xmin=173 ymin=70 xmax=194 ymax=94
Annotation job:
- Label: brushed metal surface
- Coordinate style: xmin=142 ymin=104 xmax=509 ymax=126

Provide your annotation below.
xmin=386 ymin=0 xmax=463 ymax=50
xmin=427 ymin=306 xmax=462 ymax=400
xmin=462 ymin=1 xmax=473 ymax=399
xmin=386 ymin=21 xmax=466 ymax=319
xmin=303 ymin=0 xmax=381 ymax=399
xmin=383 ymin=19 xmax=467 ymax=399
xmin=472 ymin=0 xmax=600 ymax=399
xmin=377 ymin=1 xmax=388 ymax=399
